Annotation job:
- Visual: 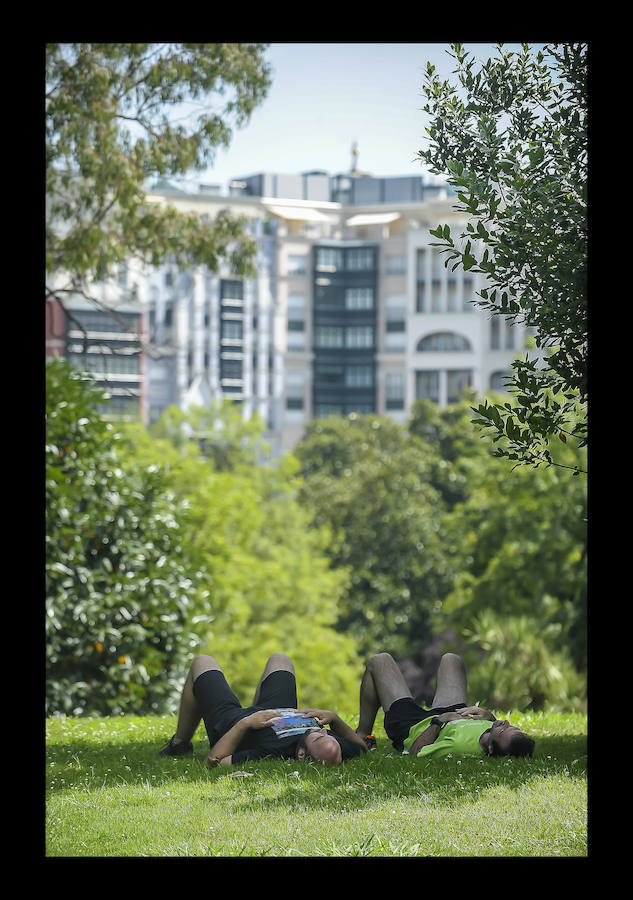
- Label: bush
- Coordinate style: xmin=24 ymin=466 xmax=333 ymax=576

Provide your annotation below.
xmin=46 ymin=360 xmax=198 ymax=715
xmin=461 ymin=611 xmax=586 ymax=713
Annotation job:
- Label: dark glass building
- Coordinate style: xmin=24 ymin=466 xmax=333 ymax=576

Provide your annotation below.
xmin=312 ymin=243 xmax=377 ymax=417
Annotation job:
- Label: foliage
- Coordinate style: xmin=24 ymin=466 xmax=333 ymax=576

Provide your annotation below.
xmin=46 ymin=43 xmax=271 ymax=308
xmin=119 ymin=407 xmax=363 ymax=711
xmin=46 ymin=359 xmax=198 ymax=716
xmin=408 ymin=393 xmax=496 ymax=507
xmin=461 ymin=611 xmax=586 ymax=713
xmin=435 ymin=420 xmax=587 ymax=682
xmin=147 ymin=400 xmax=270 ymax=471
xmin=294 ymin=414 xmax=453 ymax=659
xmin=295 ymin=402 xmax=586 ymax=708
xmin=419 ymin=43 xmax=587 ymax=470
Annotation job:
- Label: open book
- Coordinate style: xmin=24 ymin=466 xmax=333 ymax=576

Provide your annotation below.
xmin=270 ymin=708 xmax=321 ymax=738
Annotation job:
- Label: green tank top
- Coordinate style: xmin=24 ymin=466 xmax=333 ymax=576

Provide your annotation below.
xmin=403 ymin=716 xmax=493 ymax=758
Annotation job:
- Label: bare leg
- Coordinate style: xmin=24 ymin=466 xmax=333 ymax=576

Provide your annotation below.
xmin=173 ymin=654 xmax=223 ymax=744
xmin=252 ymin=653 xmax=295 ymax=705
xmin=358 ymin=653 xmax=412 ymax=737
xmin=431 ymin=653 xmax=468 ymax=708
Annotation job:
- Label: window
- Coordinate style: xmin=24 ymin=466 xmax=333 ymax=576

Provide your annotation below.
xmin=386 ymin=295 xmax=406 ymax=319
xmin=316 ymin=247 xmax=342 ymax=270
xmin=415 ymin=370 xmax=440 ymax=403
xmin=346 ymin=247 xmax=374 ymax=271
xmin=221 ymin=320 xmax=243 ymax=340
xmin=221 ymin=279 xmax=243 ymax=300
xmin=491 ymin=316 xmax=515 ymax=349
xmin=315 ymin=326 xmax=344 ymax=348
xmin=447 ymin=369 xmax=472 ymax=402
xmin=287 ymin=294 xmax=306 ymax=315
xmin=69 ymin=311 xmax=140 ymax=334
xmin=315 ymin=363 xmax=344 ymax=385
xmin=386 ymin=372 xmax=405 ymax=409
xmin=67 ymin=352 xmax=140 ymax=375
xmin=287 ymin=294 xmax=305 ymax=345
xmin=447 ymin=282 xmax=459 ymax=312
xmin=416 ymin=249 xmax=427 ymax=280
xmin=386 ymin=255 xmax=406 ymax=275
xmin=345 ymin=326 xmax=374 ymax=348
xmin=287 ymin=254 xmax=307 ymax=275
xmin=221 ymin=359 xmax=243 ymax=380
xmin=285 ymin=372 xmax=304 ymax=417
xmin=490 ymin=370 xmax=510 ymax=392
xmin=462 ymin=279 xmax=474 ymax=312
xmin=345 ymin=365 xmax=373 ymax=387
xmin=490 ymin=317 xmax=501 ymax=350
xmin=345 ymin=287 xmax=374 ymax=309
xmin=431 ymin=248 xmax=444 ymax=280
xmin=417 ymin=332 xmax=472 ymax=352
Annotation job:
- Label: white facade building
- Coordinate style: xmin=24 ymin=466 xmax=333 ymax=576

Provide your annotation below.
xmin=54 ymin=170 xmax=533 ymax=454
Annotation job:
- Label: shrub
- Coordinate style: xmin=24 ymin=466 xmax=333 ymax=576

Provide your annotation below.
xmin=46 ymin=360 xmax=197 ymax=715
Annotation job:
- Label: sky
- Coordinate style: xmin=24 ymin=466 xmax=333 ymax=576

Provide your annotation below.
xmin=179 ymin=42 xmax=546 ymax=193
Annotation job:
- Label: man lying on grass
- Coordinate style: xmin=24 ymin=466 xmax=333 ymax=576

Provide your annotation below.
xmin=158 ymin=652 xmax=368 ymax=766
xmin=357 ymin=651 xmax=535 ymax=760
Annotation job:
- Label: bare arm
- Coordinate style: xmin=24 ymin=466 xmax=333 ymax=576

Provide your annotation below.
xmin=457 ymin=706 xmax=495 ymax=721
xmin=204 ymin=709 xmax=280 ymax=767
xmin=408 ymin=711 xmax=462 ymax=756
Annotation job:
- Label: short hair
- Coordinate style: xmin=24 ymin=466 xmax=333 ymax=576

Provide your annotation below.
xmin=491 ymin=731 xmax=535 ymax=758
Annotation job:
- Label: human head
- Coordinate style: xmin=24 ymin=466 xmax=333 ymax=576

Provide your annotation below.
xmin=481 ymin=720 xmax=535 ymax=757
xmin=296 ymin=728 xmax=342 ymax=765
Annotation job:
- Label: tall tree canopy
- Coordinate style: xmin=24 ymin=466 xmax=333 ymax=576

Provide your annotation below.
xmin=419 ymin=43 xmax=587 ymax=472
xmin=46 ymin=43 xmax=272 ymax=311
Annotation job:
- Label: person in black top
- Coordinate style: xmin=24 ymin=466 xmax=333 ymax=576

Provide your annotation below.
xmin=158 ymin=652 xmax=367 ymax=766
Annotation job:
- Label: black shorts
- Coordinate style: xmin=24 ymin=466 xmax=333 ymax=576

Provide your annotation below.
xmin=192 ymin=669 xmax=298 ymax=746
xmin=383 ymin=697 xmax=467 ymax=751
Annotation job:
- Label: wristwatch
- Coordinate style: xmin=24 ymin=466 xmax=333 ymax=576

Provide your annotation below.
xmin=430 ymin=716 xmax=444 ymax=728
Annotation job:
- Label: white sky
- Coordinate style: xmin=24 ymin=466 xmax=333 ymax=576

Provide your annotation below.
xmin=181 ymin=42 xmax=547 ymax=191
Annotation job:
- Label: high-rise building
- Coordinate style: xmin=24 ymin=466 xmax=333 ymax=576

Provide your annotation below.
xmin=49 ymin=166 xmax=534 ymax=453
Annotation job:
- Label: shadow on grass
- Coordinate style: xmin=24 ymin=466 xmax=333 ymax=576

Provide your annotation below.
xmin=46 ymin=731 xmax=587 ymax=812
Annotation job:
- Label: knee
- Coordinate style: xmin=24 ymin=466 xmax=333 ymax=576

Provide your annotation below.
xmin=266 ymin=652 xmax=294 ymax=672
xmin=193 ymin=653 xmax=216 ymax=667
xmin=367 ymin=652 xmax=395 ymax=669
xmin=190 ymin=654 xmax=220 ymax=679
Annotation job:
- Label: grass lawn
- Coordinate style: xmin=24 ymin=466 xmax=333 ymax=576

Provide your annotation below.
xmin=46 ymin=709 xmax=587 ymax=857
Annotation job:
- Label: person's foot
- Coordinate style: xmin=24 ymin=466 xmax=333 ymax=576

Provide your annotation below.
xmin=356 ymin=729 xmax=377 ymax=751
xmin=157 ymin=734 xmax=194 ymax=756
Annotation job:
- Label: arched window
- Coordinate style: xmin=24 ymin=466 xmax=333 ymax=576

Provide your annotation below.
xmin=490 ymin=370 xmax=511 ymax=392
xmin=416 ymin=332 xmax=472 ymax=352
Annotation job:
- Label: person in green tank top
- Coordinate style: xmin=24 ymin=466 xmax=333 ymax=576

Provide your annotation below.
xmin=356 ymin=650 xmax=535 ymax=759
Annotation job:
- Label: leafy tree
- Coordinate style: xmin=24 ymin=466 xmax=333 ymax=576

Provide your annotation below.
xmin=46 ymin=43 xmax=271 ymax=324
xmin=147 ymin=400 xmax=270 ymax=470
xmin=434 ymin=423 xmax=587 ymax=687
xmin=408 ymin=393 xmax=495 ymax=508
xmin=119 ymin=408 xmax=364 ymax=712
xmin=419 ymin=43 xmax=587 ymax=472
xmin=295 ymin=414 xmax=453 ymax=660
xmin=46 ymin=360 xmax=198 ymax=715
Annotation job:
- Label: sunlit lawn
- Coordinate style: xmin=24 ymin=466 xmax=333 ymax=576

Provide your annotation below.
xmin=46 ymin=709 xmax=587 ymax=857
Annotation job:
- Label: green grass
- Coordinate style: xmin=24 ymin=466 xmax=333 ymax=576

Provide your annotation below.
xmin=46 ymin=710 xmax=587 ymax=857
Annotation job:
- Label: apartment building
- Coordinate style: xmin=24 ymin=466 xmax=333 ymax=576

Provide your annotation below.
xmin=49 ymin=168 xmax=531 ymax=454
